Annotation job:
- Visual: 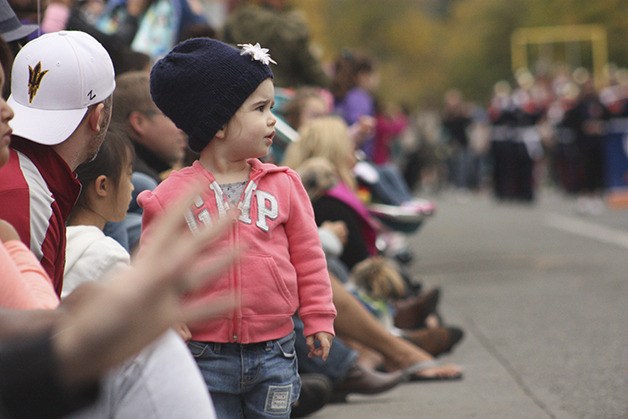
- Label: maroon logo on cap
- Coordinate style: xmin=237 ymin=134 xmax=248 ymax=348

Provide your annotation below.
xmin=28 ymin=62 xmax=49 ymax=103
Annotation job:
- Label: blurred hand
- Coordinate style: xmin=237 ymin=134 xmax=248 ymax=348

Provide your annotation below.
xmin=350 ymin=115 xmax=376 ymax=146
xmin=306 ymin=332 xmax=333 ymax=361
xmin=321 ymin=220 xmax=348 ymax=245
xmin=173 ymin=323 xmax=192 ymax=342
xmin=53 ymin=184 xmax=239 ymax=387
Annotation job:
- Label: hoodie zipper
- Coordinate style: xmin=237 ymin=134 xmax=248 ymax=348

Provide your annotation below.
xmin=230 ymin=177 xmax=258 ymax=343
xmin=219 ymin=168 xmax=261 ymax=343
xmin=230 ymin=216 xmax=239 ymax=342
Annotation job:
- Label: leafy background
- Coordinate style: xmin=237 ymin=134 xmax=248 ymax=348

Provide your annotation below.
xmin=291 ymin=0 xmax=628 ymax=107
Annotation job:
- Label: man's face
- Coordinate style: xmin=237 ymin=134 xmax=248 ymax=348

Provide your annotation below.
xmin=137 ymin=109 xmax=188 ymax=166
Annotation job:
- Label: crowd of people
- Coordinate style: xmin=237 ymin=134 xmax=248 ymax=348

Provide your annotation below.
xmin=8 ymin=0 xmax=628 ymax=418
xmin=9 ymin=0 xmax=628 ymax=418
xmin=2 ymin=0 xmax=625 ymax=417
xmin=398 ymin=67 xmax=628 ymax=213
xmin=0 ymin=0 xmax=464 ymax=418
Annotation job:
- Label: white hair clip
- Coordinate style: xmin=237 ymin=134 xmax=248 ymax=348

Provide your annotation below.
xmin=238 ymin=43 xmax=277 ymax=66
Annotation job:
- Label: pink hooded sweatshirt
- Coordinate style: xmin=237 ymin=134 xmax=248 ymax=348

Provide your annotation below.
xmin=138 ymin=159 xmax=336 ymax=344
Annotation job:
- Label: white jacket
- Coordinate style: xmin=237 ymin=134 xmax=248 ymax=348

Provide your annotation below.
xmin=63 ymin=225 xmax=130 ymax=298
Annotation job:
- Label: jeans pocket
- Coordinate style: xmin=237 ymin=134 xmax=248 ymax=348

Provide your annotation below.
xmin=275 ymin=332 xmax=296 ymax=359
xmin=187 ymin=340 xmax=210 ymax=358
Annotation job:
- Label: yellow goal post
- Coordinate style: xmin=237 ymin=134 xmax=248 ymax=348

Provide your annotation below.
xmin=511 ymin=24 xmax=608 ymax=88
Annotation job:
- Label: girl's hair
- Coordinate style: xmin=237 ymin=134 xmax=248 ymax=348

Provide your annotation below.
xmin=351 ymin=256 xmax=407 ymax=300
xmin=330 ymin=50 xmax=374 ymax=102
xmin=74 ymin=125 xmax=134 ymax=209
xmin=282 ymin=116 xmax=356 ymax=189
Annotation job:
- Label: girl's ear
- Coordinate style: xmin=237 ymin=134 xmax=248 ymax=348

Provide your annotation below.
xmin=215 ymin=126 xmax=226 ymax=140
xmin=94 ymin=175 xmax=109 ymax=198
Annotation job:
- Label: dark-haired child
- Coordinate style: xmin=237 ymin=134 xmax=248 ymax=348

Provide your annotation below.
xmin=139 ymin=38 xmax=336 ymax=418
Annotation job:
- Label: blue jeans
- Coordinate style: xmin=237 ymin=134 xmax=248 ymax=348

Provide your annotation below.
xmin=188 ymin=332 xmax=300 ymax=418
xmin=357 ymin=162 xmax=414 ymax=206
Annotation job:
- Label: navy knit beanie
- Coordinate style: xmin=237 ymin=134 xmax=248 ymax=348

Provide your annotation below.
xmin=150 ymin=38 xmax=274 ymax=153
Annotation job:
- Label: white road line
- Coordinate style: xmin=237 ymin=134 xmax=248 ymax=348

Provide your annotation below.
xmin=544 ymin=212 xmax=628 ymax=250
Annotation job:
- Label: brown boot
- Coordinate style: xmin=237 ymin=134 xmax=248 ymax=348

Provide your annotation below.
xmin=393 ymin=288 xmax=440 ymax=329
xmin=291 ymin=374 xmax=332 ymax=418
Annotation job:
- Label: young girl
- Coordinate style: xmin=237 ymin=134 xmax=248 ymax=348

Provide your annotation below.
xmin=63 ymin=127 xmax=135 ymax=297
xmin=63 ymin=127 xmax=220 ymax=418
xmin=140 ymin=38 xmax=336 ymax=418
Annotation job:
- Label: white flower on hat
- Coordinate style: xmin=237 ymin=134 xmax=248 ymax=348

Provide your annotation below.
xmin=238 ymin=43 xmax=277 ymax=66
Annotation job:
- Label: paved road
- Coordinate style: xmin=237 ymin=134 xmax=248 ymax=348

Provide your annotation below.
xmin=311 ymin=188 xmax=628 ymax=419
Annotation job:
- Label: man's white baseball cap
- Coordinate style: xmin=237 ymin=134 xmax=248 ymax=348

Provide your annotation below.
xmin=7 ymin=31 xmax=115 ymax=145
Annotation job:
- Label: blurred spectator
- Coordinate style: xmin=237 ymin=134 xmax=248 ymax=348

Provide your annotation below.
xmin=399 ymin=103 xmax=448 ymax=193
xmin=488 ymin=71 xmax=545 ymax=203
xmin=0 ymin=0 xmax=38 ymax=96
xmin=441 ymin=89 xmax=477 ymax=191
xmin=93 ymin=0 xmax=210 ymax=61
xmin=283 ymin=120 xmax=445 ymax=357
xmin=282 ymin=86 xmax=331 ymax=130
xmin=372 ymin=100 xmax=408 ymax=166
xmin=282 ymin=86 xmax=426 ymax=208
xmin=0 ymin=0 xmax=37 ymax=43
xmin=103 ymin=70 xmax=188 ymax=252
xmin=223 ymin=0 xmax=329 ymax=88
xmin=292 ymin=153 xmax=464 ymax=354
xmin=560 ymin=75 xmax=610 ymax=214
xmin=20 ymin=0 xmax=211 ymax=73
xmin=331 ymin=49 xmax=378 ymax=158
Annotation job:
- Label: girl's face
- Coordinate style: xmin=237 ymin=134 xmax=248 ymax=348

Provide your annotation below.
xmin=0 ymin=66 xmax=15 ymax=168
xmin=109 ymin=149 xmax=134 ymax=222
xmin=223 ymin=78 xmax=276 ymax=160
xmin=357 ymin=69 xmax=379 ymax=91
xmin=299 ymin=96 xmax=328 ymax=127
